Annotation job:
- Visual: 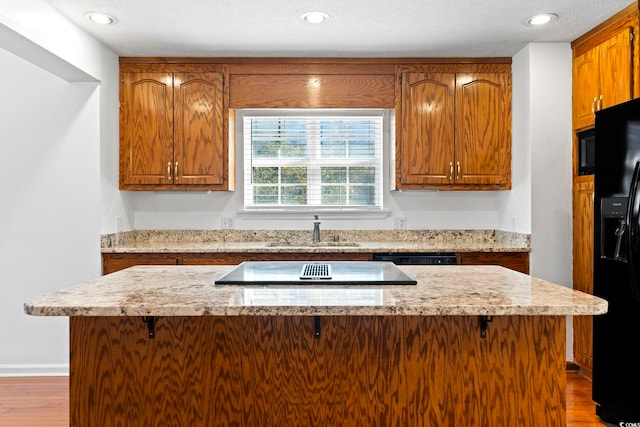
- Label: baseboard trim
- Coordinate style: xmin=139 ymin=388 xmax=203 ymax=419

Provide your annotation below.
xmin=0 ymin=364 xmax=69 ymax=377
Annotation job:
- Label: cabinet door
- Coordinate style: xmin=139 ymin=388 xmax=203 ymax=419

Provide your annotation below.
xmin=572 ymin=48 xmax=599 ymax=129
xmin=573 ymin=178 xmax=594 ymax=372
xmin=455 ymin=73 xmax=511 ymax=186
xmin=599 ymin=27 xmax=633 ymax=111
xmin=120 ymin=72 xmax=174 ymax=186
xmin=174 ymin=72 xmax=226 ymax=185
xmin=398 ymin=72 xmax=455 ymax=186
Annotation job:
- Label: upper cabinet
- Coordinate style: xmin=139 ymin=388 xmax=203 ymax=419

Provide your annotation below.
xmin=572 ymin=14 xmax=636 ymax=130
xmin=395 ymin=64 xmax=511 ymax=190
xmin=120 ymin=64 xmax=233 ymax=190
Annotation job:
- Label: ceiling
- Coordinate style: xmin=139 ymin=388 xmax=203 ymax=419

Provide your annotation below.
xmin=48 ymin=0 xmax=635 ymax=58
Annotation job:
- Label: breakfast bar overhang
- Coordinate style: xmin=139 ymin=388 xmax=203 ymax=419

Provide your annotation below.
xmin=25 ymin=264 xmax=607 ymax=426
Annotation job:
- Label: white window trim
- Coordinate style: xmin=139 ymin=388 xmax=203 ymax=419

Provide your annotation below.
xmin=238 ymin=109 xmax=390 ymax=217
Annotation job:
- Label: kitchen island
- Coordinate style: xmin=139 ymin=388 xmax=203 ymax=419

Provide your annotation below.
xmin=25 ymin=264 xmax=606 ymax=426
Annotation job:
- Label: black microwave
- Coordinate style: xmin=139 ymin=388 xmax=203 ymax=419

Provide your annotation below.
xmin=578 ymin=129 xmax=595 ymax=175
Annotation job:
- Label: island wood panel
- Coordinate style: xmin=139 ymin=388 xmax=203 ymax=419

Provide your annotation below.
xmin=229 ymin=74 xmax=395 ymax=108
xmin=70 ymin=315 xmax=565 ymax=426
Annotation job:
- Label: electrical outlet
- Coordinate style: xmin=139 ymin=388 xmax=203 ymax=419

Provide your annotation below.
xmin=221 ymin=217 xmax=234 ymax=229
xmin=394 ymin=217 xmax=407 ymax=230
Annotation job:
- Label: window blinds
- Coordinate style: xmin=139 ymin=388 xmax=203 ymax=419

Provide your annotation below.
xmin=243 ymin=114 xmax=383 ymax=209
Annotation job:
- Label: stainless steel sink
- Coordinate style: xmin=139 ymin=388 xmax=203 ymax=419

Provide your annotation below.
xmin=265 ymin=242 xmax=361 ymax=248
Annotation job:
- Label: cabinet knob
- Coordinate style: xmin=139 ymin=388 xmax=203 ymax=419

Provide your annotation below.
xmin=591 ymin=96 xmax=597 ymax=116
xmin=457 ymin=161 xmax=461 ymax=180
xmin=449 ymin=161 xmax=453 ymax=180
xmin=167 ymin=161 xmax=172 ymax=180
xmin=174 ymin=162 xmax=179 ymax=181
xmin=597 ymin=95 xmax=603 ymax=111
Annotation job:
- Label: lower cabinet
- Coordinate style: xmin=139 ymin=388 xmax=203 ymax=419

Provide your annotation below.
xmin=573 ymin=177 xmax=595 ymax=374
xmin=457 ymin=252 xmax=529 ymax=274
xmin=103 ymin=252 xmax=529 ymax=275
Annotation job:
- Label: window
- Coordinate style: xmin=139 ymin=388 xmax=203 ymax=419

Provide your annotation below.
xmin=243 ymin=110 xmax=384 ymax=210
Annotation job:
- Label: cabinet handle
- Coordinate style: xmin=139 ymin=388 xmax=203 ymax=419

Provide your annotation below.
xmin=598 ymin=95 xmax=603 ymax=111
xmin=174 ymin=162 xmax=179 ymax=181
xmin=167 ymin=161 xmax=172 ymax=180
xmin=457 ymin=161 xmax=461 ymax=180
xmin=449 ymin=161 xmax=453 ymax=180
xmin=591 ymin=96 xmax=597 ymax=115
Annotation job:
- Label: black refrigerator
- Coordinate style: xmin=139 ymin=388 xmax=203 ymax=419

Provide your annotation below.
xmin=593 ymin=97 xmax=640 ymax=423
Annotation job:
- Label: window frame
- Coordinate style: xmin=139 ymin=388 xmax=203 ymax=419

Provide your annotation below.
xmin=240 ymin=109 xmax=387 ymax=213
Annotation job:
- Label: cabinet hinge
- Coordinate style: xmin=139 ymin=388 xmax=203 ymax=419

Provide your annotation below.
xmin=631 ymin=31 xmax=635 ymax=43
xmin=222 ymin=75 xmax=226 ymax=87
xmin=398 ymin=75 xmax=402 ymax=84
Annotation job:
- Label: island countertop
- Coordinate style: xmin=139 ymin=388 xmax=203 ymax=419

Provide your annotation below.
xmin=24 ymin=265 xmax=607 ymax=317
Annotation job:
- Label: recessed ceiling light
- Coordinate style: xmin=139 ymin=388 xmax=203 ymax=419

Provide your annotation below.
xmin=528 ymin=13 xmax=558 ymax=26
xmin=84 ymin=12 xmax=117 ymax=25
xmin=300 ymin=11 xmax=330 ymax=24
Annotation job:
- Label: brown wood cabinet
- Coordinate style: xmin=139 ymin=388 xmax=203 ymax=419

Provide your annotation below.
xmin=102 ymin=252 xmax=373 ymax=275
xmin=103 ymin=251 xmax=528 ymax=275
xmin=120 ymin=64 xmax=232 ymax=190
xmin=571 ymin=4 xmax=638 ymax=374
xmin=572 ymin=178 xmax=595 ymax=373
xmin=573 ymin=27 xmax=634 ymax=130
xmin=395 ymin=65 xmax=511 ymax=190
xmin=457 ymin=252 xmax=529 ymax=274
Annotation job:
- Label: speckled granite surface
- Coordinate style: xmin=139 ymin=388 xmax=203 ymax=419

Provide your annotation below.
xmin=25 ymin=264 xmax=605 ymax=317
xmin=101 ymin=229 xmax=530 ymax=254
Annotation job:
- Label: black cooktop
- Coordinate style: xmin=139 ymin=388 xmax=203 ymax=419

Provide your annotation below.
xmin=214 ymin=261 xmax=417 ymax=285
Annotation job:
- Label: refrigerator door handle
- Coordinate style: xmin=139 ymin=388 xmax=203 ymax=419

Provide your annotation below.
xmin=626 ymin=160 xmax=640 ymax=300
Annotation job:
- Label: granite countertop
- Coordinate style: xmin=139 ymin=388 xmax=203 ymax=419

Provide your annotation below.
xmin=25 ymin=265 xmax=606 ymax=317
xmin=101 ymin=229 xmax=531 ymax=254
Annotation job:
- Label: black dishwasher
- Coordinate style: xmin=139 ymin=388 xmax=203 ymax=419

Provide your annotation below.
xmin=372 ymin=252 xmax=457 ymax=265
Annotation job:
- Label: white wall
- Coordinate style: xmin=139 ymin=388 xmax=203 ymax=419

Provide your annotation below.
xmin=0 ymin=48 xmax=101 ymax=374
xmin=509 ymin=42 xmax=574 ymax=359
xmin=509 ymin=43 xmax=572 ymax=284
xmin=0 ymin=1 xmax=120 ymax=375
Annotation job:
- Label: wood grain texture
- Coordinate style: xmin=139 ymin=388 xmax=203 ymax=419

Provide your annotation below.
xmin=229 ymin=74 xmax=395 ymax=108
xmin=120 ymin=72 xmax=174 ymax=186
xmin=119 ymin=57 xmax=511 ymax=67
xmin=573 ymin=177 xmax=595 ymax=373
xmin=70 ymin=315 xmax=566 ymax=426
xmin=1 ymin=372 xmax=602 ymax=427
xmin=101 ymin=252 xmax=529 ymax=274
xmin=174 ymin=72 xmax=225 ymax=185
xmin=119 ymin=64 xmax=231 ymax=191
xmin=573 ymin=48 xmax=599 ymax=130
xmin=598 ymin=27 xmax=633 ymax=111
xmin=457 ymin=252 xmax=529 ymax=274
xmin=102 ymin=253 xmax=178 ymax=275
xmin=456 ymin=73 xmax=511 ymax=186
xmin=395 ymin=66 xmax=511 ymax=190
xmin=572 ymin=9 xmax=636 ymax=131
xmin=398 ymin=72 xmax=456 ymax=185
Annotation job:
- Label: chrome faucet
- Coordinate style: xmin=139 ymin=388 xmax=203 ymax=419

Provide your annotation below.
xmin=312 ymin=215 xmax=321 ymax=243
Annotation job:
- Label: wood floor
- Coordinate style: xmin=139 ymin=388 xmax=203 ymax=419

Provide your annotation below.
xmin=0 ymin=372 xmax=606 ymax=426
